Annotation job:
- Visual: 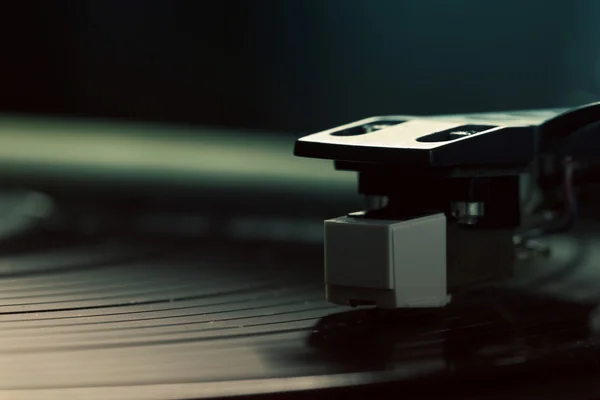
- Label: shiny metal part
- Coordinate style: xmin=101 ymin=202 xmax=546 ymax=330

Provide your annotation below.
xmin=365 ymin=195 xmax=388 ymax=211
xmin=451 ymin=201 xmax=485 ymax=225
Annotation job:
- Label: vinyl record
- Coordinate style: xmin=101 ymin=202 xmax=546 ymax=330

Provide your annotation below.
xmin=1 ymin=227 xmax=600 ymax=400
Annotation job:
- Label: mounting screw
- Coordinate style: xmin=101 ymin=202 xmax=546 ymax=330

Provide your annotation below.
xmin=451 ymin=201 xmax=485 ymax=225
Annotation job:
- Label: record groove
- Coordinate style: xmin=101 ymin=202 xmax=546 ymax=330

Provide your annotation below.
xmin=0 ymin=239 xmax=351 ymax=396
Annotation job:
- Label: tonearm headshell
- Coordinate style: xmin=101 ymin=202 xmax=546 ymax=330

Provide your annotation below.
xmin=294 ymin=103 xmax=600 ymax=308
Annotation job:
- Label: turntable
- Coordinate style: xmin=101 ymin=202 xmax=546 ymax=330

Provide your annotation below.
xmin=2 ymin=106 xmax=600 ymax=399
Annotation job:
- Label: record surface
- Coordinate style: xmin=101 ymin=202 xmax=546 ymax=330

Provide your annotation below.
xmin=1 ymin=224 xmax=600 ymax=400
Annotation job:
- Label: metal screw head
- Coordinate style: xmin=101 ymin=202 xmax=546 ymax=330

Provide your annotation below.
xmin=451 ymin=201 xmax=485 ymax=225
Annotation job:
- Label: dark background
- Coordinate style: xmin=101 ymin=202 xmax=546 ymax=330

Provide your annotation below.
xmin=1 ymin=0 xmax=597 ymax=134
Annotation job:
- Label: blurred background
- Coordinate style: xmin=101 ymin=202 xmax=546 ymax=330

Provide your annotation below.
xmin=0 ymin=0 xmax=599 ymax=235
xmin=2 ymin=0 xmax=598 ymax=134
